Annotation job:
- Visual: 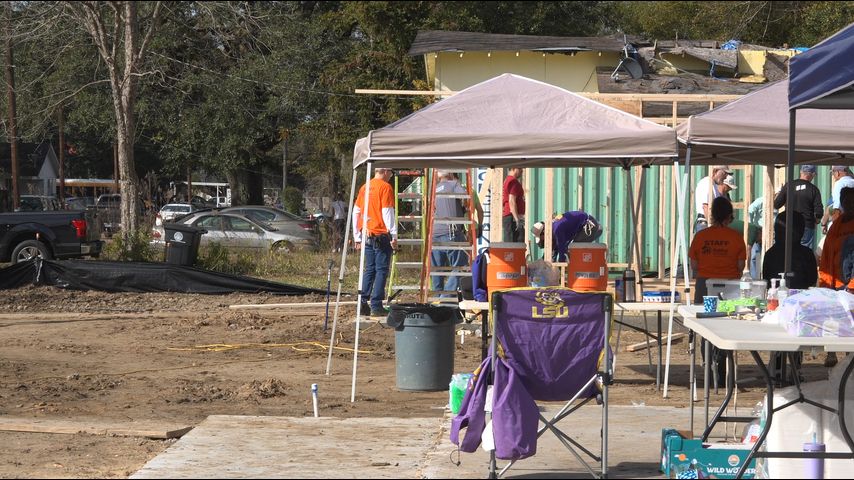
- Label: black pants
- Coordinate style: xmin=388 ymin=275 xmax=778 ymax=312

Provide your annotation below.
xmin=502 ymin=215 xmax=523 ymax=242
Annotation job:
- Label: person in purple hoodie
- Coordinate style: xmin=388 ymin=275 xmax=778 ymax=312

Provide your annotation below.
xmin=532 ymin=211 xmax=602 ymax=261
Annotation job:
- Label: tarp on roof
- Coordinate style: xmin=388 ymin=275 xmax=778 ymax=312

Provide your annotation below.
xmin=0 ymin=259 xmax=329 ymax=295
xmin=353 ymin=73 xmax=678 ymax=169
xmin=676 ymin=80 xmax=854 ymax=165
xmin=789 ymin=22 xmax=854 ymax=110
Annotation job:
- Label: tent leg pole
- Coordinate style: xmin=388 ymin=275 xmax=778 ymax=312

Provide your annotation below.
xmin=352 ymin=162 xmax=373 ymax=402
xmin=784 ymin=110 xmax=797 ymax=276
xmin=327 ymin=168 xmax=359 ymax=376
xmin=664 ymin=147 xmax=691 ymax=398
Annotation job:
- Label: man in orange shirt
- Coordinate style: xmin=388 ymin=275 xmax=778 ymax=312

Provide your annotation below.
xmin=819 ymin=186 xmax=854 ymax=291
xmin=353 ymin=167 xmax=398 ymax=317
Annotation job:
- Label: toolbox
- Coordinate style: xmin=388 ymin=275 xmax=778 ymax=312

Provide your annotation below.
xmin=660 ymin=429 xmax=757 ymax=479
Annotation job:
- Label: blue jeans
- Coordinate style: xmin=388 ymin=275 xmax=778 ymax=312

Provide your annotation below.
xmin=431 ymin=230 xmax=469 ymax=297
xmin=801 ymin=227 xmax=816 ymax=250
xmin=361 ymin=234 xmax=392 ymax=310
xmin=749 ymin=242 xmax=762 ymax=280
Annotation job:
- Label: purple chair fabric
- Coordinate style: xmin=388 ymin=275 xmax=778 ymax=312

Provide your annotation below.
xmin=451 ymin=287 xmax=610 ymax=460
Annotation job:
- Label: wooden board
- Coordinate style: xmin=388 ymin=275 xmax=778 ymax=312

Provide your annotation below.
xmin=230 ymin=301 xmax=356 ymax=310
xmin=626 ymin=333 xmax=686 ymax=352
xmin=0 ymin=417 xmax=192 ymax=439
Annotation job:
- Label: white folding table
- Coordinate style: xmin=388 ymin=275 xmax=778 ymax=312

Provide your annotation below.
xmin=679 ymin=305 xmax=854 ymax=479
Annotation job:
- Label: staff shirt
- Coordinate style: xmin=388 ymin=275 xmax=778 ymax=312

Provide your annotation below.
xmin=688 ymin=225 xmax=747 ymax=279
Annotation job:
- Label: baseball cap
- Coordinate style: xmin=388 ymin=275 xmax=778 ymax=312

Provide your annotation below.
xmin=832 ymin=165 xmax=851 ymax=172
xmin=713 ymin=165 xmax=733 ymax=174
xmin=800 ymin=165 xmax=817 ymax=174
xmin=723 ymin=175 xmax=737 ymax=190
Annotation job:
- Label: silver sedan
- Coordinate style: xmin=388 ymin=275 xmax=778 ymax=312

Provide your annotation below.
xmin=151 ymin=211 xmax=316 ymax=252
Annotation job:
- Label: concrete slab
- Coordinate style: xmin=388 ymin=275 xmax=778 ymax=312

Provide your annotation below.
xmin=132 ymin=406 xmax=723 ymax=479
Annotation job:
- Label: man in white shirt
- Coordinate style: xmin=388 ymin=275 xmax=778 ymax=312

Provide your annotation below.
xmin=694 ymin=165 xmax=732 ymax=233
xmin=331 ymin=194 xmax=348 ymax=252
xmin=821 ymin=165 xmax=854 ymax=234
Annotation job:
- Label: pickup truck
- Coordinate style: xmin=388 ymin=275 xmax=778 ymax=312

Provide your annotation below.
xmin=0 ymin=210 xmax=103 ymax=264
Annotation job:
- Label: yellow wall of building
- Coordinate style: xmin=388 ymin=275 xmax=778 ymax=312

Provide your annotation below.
xmin=431 ymin=50 xmax=622 ymax=93
xmin=738 ymin=49 xmax=797 ymax=75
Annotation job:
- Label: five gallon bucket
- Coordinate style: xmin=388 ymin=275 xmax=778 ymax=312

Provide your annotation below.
xmin=486 ymin=242 xmax=527 ymax=298
xmin=566 ymin=242 xmax=608 ymax=291
xmin=387 ymin=304 xmax=461 ymax=391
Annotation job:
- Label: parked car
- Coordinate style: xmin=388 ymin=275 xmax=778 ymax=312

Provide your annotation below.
xmin=220 ymin=206 xmax=318 ymax=238
xmin=66 ymin=196 xmax=96 ymax=210
xmin=151 ymin=211 xmax=316 ymax=253
xmin=95 ymin=193 xmax=122 ymax=235
xmin=17 ymin=195 xmax=60 ymax=212
xmin=0 ymin=210 xmax=103 ymax=263
xmin=155 ymin=203 xmax=194 ymax=226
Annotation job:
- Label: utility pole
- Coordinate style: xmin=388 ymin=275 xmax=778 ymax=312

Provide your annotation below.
xmin=187 ymin=164 xmax=192 ymax=203
xmin=58 ymin=107 xmax=65 ymax=206
xmin=5 ymin=1 xmax=19 ymax=210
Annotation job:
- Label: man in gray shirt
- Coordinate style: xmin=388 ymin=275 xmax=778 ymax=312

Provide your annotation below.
xmin=431 ymin=171 xmax=470 ymax=297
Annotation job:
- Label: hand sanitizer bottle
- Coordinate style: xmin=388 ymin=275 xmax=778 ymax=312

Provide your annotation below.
xmin=777 ymin=273 xmax=789 ymax=306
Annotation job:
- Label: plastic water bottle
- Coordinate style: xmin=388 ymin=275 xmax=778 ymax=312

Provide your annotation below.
xmin=740 ymin=270 xmax=752 ymax=299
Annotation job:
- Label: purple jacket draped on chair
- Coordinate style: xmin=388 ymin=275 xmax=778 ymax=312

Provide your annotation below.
xmin=451 ymin=288 xmax=609 ymax=460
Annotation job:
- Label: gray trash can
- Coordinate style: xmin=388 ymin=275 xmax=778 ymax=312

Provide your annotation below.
xmin=387 ymin=304 xmax=462 ymax=391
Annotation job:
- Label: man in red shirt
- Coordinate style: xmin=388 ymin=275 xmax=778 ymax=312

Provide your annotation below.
xmin=502 ymin=168 xmax=525 ymax=242
xmin=352 ymin=167 xmax=397 ymax=317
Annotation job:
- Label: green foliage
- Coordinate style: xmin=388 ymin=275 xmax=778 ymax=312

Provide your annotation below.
xmin=195 ymin=243 xmax=255 ymax=276
xmin=281 ymin=186 xmax=303 ymax=214
xmin=101 ymin=229 xmax=159 ymax=262
xmin=614 ymin=1 xmax=854 ymax=47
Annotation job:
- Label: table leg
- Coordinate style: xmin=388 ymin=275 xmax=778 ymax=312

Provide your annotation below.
xmin=838 ymin=352 xmax=854 ymax=454
xmin=702 ymin=350 xmax=738 ymax=442
xmin=657 ymin=311 xmax=662 ymax=391
xmin=704 ymin=339 xmax=710 ymax=432
xmin=689 ymin=330 xmax=695 ymax=434
xmin=481 ymin=311 xmax=489 ymax=362
xmin=736 ymin=351 xmax=775 ymax=479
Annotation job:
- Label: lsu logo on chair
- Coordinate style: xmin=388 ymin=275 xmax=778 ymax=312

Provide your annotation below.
xmin=531 ymin=291 xmax=569 ymax=318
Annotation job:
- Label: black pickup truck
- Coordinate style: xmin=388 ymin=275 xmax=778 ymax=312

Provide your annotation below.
xmin=0 ymin=210 xmax=103 ymax=264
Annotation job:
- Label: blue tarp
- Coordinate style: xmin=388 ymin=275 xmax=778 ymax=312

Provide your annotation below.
xmin=789 ymin=22 xmax=854 ymax=110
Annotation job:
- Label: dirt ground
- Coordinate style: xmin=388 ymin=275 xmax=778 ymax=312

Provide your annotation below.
xmin=0 ymin=285 xmax=834 ymax=478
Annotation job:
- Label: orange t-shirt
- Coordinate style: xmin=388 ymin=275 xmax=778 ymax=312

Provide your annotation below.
xmin=819 ymin=217 xmax=854 ymax=289
xmin=354 ymin=178 xmax=394 ymax=236
xmin=688 ymin=225 xmax=747 ymax=279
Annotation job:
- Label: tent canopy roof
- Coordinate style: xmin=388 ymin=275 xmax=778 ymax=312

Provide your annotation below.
xmin=353 ymin=73 xmax=677 ymax=169
xmin=789 ymin=22 xmax=854 ymax=110
xmin=677 ymin=80 xmax=854 ymax=166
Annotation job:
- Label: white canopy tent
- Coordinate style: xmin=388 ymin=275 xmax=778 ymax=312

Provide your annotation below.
xmin=666 ymin=78 xmax=854 ymax=399
xmin=328 ymin=73 xmax=679 ymax=402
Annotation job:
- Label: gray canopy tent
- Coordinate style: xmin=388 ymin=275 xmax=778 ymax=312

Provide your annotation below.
xmin=664 ymin=78 xmax=854 ymax=399
xmin=327 ymin=74 xmax=679 ymax=415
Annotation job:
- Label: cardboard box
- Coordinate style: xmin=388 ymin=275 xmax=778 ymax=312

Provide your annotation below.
xmin=660 ymin=429 xmax=757 ymax=479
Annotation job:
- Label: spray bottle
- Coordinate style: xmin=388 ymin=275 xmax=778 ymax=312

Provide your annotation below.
xmin=767 ymin=279 xmax=779 ymax=311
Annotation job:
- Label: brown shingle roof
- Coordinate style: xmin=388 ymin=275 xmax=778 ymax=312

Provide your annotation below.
xmin=408 ymin=30 xmax=630 ymax=56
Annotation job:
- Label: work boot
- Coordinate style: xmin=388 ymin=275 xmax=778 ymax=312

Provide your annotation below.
xmin=824 ymin=352 xmax=838 ymax=368
xmin=359 ymin=301 xmax=371 ymax=314
xmin=370 ymin=306 xmax=390 ymax=317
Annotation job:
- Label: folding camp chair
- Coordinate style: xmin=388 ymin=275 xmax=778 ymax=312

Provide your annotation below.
xmin=451 ymin=287 xmax=613 ymax=479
